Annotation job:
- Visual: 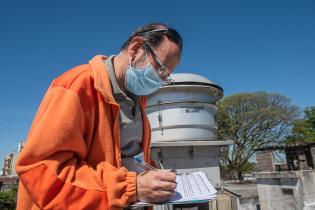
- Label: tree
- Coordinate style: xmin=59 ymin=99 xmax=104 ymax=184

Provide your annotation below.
xmin=217 ymin=92 xmax=298 ymax=180
xmin=286 ymin=106 xmax=315 ymax=144
xmin=0 ymin=187 xmax=17 ymax=210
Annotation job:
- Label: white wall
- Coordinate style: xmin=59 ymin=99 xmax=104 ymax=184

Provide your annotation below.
xmin=256 ymin=170 xmax=315 ymax=210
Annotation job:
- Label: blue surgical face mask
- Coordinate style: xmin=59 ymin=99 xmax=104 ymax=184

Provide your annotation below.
xmin=124 ymin=52 xmax=165 ymax=96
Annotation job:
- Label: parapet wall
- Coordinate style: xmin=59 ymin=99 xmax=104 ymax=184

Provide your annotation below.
xmin=255 ymin=170 xmax=315 ymax=210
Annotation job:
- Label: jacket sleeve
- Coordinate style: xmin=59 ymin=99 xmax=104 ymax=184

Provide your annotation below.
xmin=16 ymin=86 xmax=136 ymax=210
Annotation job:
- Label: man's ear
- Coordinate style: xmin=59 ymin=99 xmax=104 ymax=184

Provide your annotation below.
xmin=126 ymin=36 xmax=145 ymax=59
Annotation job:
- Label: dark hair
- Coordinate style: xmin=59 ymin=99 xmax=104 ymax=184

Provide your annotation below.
xmin=120 ymin=23 xmax=183 ymax=52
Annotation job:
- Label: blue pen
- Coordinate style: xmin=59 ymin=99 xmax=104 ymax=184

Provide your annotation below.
xmin=133 ymin=156 xmax=157 ymax=171
xmin=134 ymin=156 xmax=177 ymax=175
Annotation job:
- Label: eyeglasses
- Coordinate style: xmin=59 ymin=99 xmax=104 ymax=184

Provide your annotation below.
xmin=144 ymin=41 xmax=172 ymax=84
xmin=135 ymin=27 xmax=182 ymax=84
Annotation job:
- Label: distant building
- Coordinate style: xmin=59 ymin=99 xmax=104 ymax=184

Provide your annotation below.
xmin=0 ymin=176 xmax=19 ymax=192
xmin=0 ymin=141 xmax=23 ymax=192
xmin=2 ymin=141 xmax=24 ymax=177
xmin=255 ymin=142 xmax=315 ymax=172
xmin=254 ymin=142 xmax=315 ymax=210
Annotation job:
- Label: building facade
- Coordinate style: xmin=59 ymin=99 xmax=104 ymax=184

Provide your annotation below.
xmin=254 ymin=143 xmax=315 ymax=210
xmin=2 ymin=141 xmax=24 ymax=177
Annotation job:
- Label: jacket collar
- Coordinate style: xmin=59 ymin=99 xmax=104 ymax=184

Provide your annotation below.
xmin=89 ymin=55 xmax=117 ymax=104
xmin=89 ymin=55 xmax=147 ymax=107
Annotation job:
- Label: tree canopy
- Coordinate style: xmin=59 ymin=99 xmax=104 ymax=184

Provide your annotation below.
xmin=286 ymin=106 xmax=315 ymax=144
xmin=217 ymin=92 xmax=298 ymax=180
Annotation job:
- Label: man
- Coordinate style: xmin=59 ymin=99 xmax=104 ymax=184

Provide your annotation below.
xmin=15 ymin=23 xmax=182 ymax=210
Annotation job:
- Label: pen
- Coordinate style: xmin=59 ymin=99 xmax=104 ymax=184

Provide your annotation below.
xmin=133 ymin=156 xmax=177 ymax=175
xmin=133 ymin=156 xmax=157 ymax=171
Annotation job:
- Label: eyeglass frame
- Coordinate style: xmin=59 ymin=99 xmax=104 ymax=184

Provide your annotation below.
xmin=134 ymin=27 xmax=182 ymax=84
xmin=144 ymin=41 xmax=172 ymax=84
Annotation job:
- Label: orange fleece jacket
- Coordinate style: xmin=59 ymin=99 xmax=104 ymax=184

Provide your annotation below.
xmin=15 ymin=55 xmax=152 ymax=210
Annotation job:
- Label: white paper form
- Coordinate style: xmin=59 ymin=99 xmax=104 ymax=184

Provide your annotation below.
xmin=133 ymin=171 xmax=217 ymax=207
xmin=170 ymin=171 xmax=217 ymax=203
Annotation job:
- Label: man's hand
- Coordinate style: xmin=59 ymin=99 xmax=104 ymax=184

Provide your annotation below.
xmin=136 ymin=170 xmax=177 ymax=203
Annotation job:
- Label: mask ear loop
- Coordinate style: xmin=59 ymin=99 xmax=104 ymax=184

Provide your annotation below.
xmin=144 ymin=45 xmax=150 ymax=65
xmin=129 ymin=56 xmax=133 ymax=68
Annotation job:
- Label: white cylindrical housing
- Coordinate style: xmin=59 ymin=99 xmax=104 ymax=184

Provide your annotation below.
xmin=146 ymin=73 xmax=224 ymax=143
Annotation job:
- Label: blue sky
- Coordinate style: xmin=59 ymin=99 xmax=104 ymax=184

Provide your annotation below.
xmin=0 ymin=0 xmax=314 ymax=169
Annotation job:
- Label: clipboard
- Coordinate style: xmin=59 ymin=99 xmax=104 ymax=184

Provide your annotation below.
xmin=131 ymin=171 xmax=217 ymax=208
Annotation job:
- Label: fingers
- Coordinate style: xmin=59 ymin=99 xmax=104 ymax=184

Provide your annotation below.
xmin=148 ymin=170 xmax=177 ymax=190
xmin=154 ymin=180 xmax=177 ymax=191
xmin=136 ymin=170 xmax=178 ymax=203
xmin=154 ymin=170 xmax=177 ymax=182
xmin=152 ymin=189 xmax=175 ymax=197
xmin=169 ymin=169 xmax=177 ymax=174
xmin=146 ymin=190 xmax=176 ymax=203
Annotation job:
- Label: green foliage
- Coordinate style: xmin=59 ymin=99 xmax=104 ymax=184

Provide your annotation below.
xmin=217 ymin=92 xmax=298 ymax=180
xmin=0 ymin=187 xmax=17 ymax=210
xmin=242 ymin=161 xmax=257 ymax=174
xmin=220 ymin=161 xmax=257 ymax=180
xmin=286 ymin=106 xmax=315 ymax=144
